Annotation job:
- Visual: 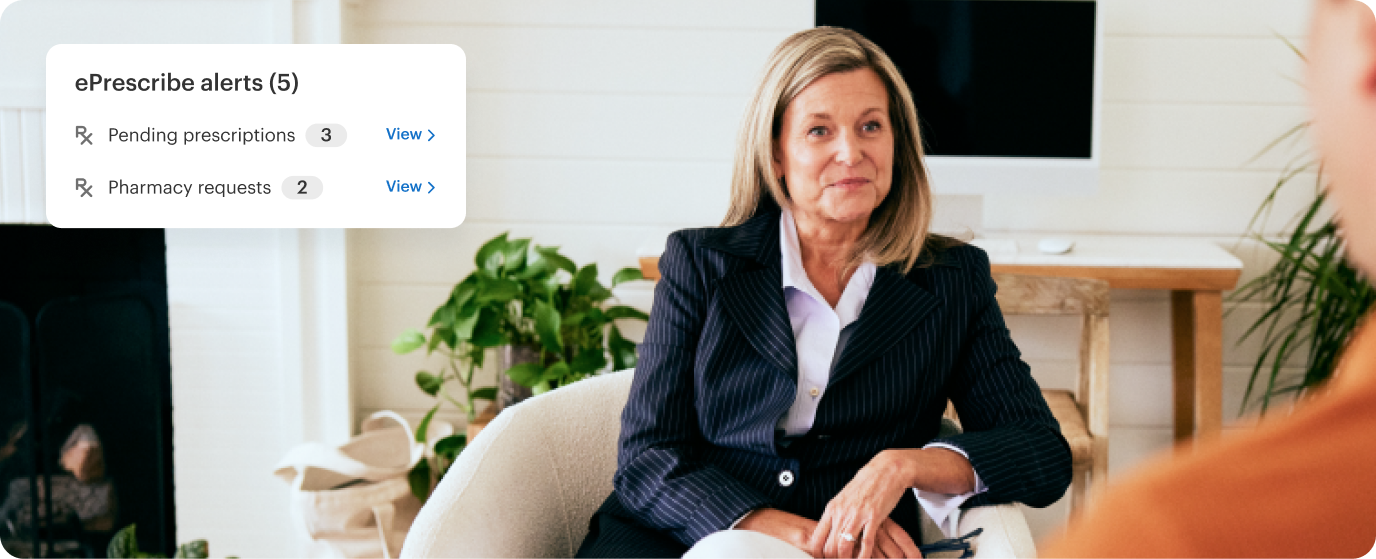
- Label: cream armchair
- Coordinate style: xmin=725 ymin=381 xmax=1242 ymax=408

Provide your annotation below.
xmin=400 ymin=370 xmax=1037 ymax=558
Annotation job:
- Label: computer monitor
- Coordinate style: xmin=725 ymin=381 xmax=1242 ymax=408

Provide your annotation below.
xmin=817 ymin=0 xmax=1103 ymax=195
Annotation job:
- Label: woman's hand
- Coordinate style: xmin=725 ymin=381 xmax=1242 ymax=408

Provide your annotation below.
xmin=737 ymin=508 xmax=820 ymax=554
xmin=870 ymin=518 xmax=922 ymax=558
xmin=810 ymin=447 xmax=975 ymax=558
xmin=808 ymin=449 xmax=917 ymax=558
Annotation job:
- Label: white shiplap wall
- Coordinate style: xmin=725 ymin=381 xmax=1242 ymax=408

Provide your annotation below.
xmin=0 ymin=109 xmax=44 ymax=222
xmin=344 ymin=0 xmax=812 ymax=430
xmin=343 ymin=0 xmax=1320 ymax=541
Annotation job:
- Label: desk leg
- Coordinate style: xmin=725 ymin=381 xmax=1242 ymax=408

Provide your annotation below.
xmin=1170 ymin=290 xmax=1224 ymax=443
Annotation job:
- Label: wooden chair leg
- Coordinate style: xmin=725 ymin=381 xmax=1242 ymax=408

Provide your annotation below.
xmin=1068 ymin=466 xmax=1089 ymax=519
xmin=1090 ymin=438 xmax=1110 ymax=502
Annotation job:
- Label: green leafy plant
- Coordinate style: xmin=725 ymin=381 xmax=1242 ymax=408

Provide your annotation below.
xmin=391 ymin=232 xmax=648 ymax=500
xmin=107 ymin=524 xmax=218 ymax=559
xmin=1230 ymin=38 xmax=1376 ymax=414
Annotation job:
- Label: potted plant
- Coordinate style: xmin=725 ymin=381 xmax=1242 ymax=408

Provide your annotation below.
xmin=1231 ymin=38 xmax=1376 ymax=414
xmin=390 ymin=233 xmax=648 ymax=500
xmin=107 ymin=524 xmax=212 ymax=559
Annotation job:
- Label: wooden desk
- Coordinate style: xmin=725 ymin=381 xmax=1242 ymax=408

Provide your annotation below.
xmin=639 ymin=236 xmax=1243 ymax=442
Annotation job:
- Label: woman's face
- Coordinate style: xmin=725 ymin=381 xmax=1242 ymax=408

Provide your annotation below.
xmin=1309 ymin=0 xmax=1376 ymax=274
xmin=774 ymin=68 xmax=895 ymax=226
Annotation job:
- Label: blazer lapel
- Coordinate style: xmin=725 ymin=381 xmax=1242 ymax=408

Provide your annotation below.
xmin=701 ymin=209 xmax=798 ymax=380
xmin=829 ymin=265 xmax=941 ymax=386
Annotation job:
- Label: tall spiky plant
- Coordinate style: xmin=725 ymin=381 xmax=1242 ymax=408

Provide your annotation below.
xmin=1229 ymin=37 xmax=1376 ymax=414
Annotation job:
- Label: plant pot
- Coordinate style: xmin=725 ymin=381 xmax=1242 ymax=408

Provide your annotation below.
xmin=495 ymin=344 xmax=539 ymax=411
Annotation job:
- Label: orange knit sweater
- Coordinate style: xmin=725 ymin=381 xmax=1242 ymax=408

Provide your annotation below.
xmin=1041 ymin=320 xmax=1376 ymax=558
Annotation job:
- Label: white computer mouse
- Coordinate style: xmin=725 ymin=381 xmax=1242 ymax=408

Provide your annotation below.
xmin=1037 ymin=238 xmax=1075 ymax=255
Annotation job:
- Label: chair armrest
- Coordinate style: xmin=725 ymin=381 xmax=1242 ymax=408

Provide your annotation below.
xmin=918 ymin=502 xmax=1035 ymax=559
xmin=962 ymin=504 xmax=1036 ymax=559
xmin=921 ymin=417 xmax=1036 ymax=557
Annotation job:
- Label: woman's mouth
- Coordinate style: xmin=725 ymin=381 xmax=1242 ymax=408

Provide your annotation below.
xmin=831 ymin=177 xmax=870 ymax=189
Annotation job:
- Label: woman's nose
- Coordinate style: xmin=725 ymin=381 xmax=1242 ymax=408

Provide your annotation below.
xmin=834 ymin=130 xmax=863 ymax=166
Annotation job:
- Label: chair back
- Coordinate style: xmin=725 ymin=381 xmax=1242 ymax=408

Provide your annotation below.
xmin=993 ymin=273 xmax=1112 ymax=440
xmin=992 ymin=273 xmax=1109 ymax=318
xmin=400 ymin=370 xmax=633 ymax=558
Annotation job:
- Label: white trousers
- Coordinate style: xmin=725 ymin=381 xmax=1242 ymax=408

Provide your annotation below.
xmin=682 ymin=530 xmax=813 ymax=559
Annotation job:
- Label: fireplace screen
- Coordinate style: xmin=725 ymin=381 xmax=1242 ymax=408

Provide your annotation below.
xmin=1 ymin=227 xmax=173 ymax=558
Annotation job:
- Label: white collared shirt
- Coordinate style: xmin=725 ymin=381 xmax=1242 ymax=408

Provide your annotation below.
xmin=775 ymin=207 xmax=986 ymax=538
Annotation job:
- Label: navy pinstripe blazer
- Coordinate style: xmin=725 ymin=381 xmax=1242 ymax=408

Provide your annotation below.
xmin=613 ymin=207 xmax=1072 ymax=547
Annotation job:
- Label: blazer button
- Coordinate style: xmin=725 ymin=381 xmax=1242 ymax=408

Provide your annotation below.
xmin=778 ymin=470 xmax=795 ymax=487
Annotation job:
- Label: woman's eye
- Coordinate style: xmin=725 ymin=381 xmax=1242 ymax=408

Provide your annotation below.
xmin=808 ymin=126 xmax=828 ymax=137
xmin=862 ymin=121 xmax=883 ymax=133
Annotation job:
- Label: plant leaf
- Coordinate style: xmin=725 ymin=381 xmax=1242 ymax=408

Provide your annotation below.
xmin=541 ymin=360 xmax=571 ymax=385
xmin=586 ymin=307 xmax=606 ymax=325
xmin=609 ymin=324 xmax=638 ymax=371
xmin=452 ymin=306 xmax=482 ymax=340
xmin=502 ymin=238 xmax=531 ymax=274
xmin=475 ymin=233 xmax=510 ymax=272
xmin=611 ymin=267 xmax=643 ymax=287
xmin=569 ymin=348 xmax=608 ymax=374
xmin=426 ymin=326 xmax=453 ymax=353
xmin=506 ymin=362 xmax=545 ymax=387
xmin=433 ymin=434 xmax=467 ymax=459
xmin=416 ymin=404 xmax=440 ymax=443
xmin=563 ymin=312 xmax=586 ymax=328
xmin=535 ymin=246 xmax=576 ymax=275
xmin=470 ymin=307 xmax=508 ymax=347
xmin=408 ymin=459 xmax=432 ymax=503
xmin=391 ymin=328 xmax=426 ymax=355
xmin=534 ymin=299 xmax=564 ymax=354
xmin=451 ymin=275 xmax=479 ymax=310
xmin=471 ymin=387 xmax=498 ymax=401
xmin=572 ymin=264 xmax=600 ymax=297
xmin=175 ymin=540 xmax=209 ymax=559
xmin=415 ymin=370 xmax=443 ymax=396
xmin=427 ymin=300 xmax=455 ymax=328
xmin=108 ymin=524 xmax=140 ymax=559
xmin=476 ymin=276 xmax=522 ymax=304
xmin=587 ymin=283 xmax=613 ymax=302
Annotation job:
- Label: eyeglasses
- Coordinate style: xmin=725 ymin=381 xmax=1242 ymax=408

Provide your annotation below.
xmin=917 ymin=527 xmax=983 ymax=559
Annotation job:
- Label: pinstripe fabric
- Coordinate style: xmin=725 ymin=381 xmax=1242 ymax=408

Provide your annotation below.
xmin=585 ymin=208 xmax=1071 ymax=555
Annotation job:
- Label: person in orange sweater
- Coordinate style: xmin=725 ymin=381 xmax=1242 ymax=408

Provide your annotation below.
xmin=1042 ymin=1 xmax=1376 ymax=557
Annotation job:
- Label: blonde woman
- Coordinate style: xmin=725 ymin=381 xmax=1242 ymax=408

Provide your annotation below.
xmin=577 ymin=28 xmax=1071 ymax=558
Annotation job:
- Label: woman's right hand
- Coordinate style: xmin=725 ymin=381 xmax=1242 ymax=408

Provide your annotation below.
xmin=738 ymin=509 xmax=920 ymax=558
xmin=737 ymin=508 xmax=820 ymax=555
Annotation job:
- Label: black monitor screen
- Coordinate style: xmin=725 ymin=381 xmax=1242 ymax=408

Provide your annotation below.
xmin=817 ymin=0 xmax=1096 ymax=159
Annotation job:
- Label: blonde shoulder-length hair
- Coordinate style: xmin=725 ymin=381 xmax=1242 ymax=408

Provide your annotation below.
xmin=723 ymin=27 xmax=944 ymax=275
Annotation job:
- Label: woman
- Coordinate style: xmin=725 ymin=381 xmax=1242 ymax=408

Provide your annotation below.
xmin=578 ymin=28 xmax=1071 ymax=558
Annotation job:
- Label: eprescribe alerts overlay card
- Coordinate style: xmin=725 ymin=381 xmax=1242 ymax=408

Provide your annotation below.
xmin=46 ymin=44 xmax=465 ymax=228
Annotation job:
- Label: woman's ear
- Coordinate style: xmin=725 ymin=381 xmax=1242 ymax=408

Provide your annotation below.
xmin=1361 ymin=1 xmax=1376 ymax=99
xmin=771 ymin=141 xmax=790 ymax=197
